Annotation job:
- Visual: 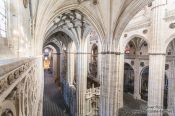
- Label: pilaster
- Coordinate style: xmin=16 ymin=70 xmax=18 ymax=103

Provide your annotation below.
xmin=67 ymin=52 xmax=75 ymax=85
xmin=148 ymin=0 xmax=167 ymax=115
xmin=100 ymin=51 xmax=124 ymax=116
xmin=76 ymin=51 xmax=88 ymax=116
xmin=134 ymin=57 xmax=141 ymax=99
xmin=52 ymin=53 xmax=58 ymax=81
xmin=167 ymin=60 xmax=175 ymax=116
xmin=147 ymin=54 xmax=166 ymax=116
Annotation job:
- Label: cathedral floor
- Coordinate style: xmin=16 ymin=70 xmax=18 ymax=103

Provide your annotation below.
xmin=120 ymin=93 xmax=168 ymax=116
xmin=43 ymin=71 xmax=69 ymax=116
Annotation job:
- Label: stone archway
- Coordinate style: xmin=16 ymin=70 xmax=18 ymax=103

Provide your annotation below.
xmin=87 ymin=44 xmax=99 ymax=89
xmin=124 ymin=63 xmax=134 ymax=94
xmin=140 ymin=66 xmax=149 ymax=101
xmin=124 ymin=36 xmax=149 ymax=100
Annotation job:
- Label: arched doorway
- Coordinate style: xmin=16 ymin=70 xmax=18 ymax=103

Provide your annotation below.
xmin=140 ymin=66 xmax=149 ymax=101
xmin=140 ymin=66 xmax=168 ymax=109
xmin=164 ymin=37 xmax=175 ymax=111
xmin=164 ymin=75 xmax=168 ymax=109
xmin=124 ymin=36 xmax=149 ymax=98
xmin=124 ymin=63 xmax=134 ymax=94
xmin=87 ymin=44 xmax=99 ymax=89
xmin=43 ymin=45 xmax=61 ymax=86
xmin=122 ymin=37 xmax=149 ymax=113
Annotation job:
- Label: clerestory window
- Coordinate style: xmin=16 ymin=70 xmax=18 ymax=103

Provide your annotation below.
xmin=0 ymin=0 xmax=7 ymax=38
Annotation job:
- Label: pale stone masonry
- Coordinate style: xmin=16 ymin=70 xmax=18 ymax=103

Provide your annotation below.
xmin=1 ymin=0 xmax=175 ymax=116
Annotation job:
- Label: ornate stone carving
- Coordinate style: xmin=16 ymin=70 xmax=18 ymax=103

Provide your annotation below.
xmin=85 ymin=87 xmax=100 ymax=115
xmin=7 ymin=74 xmax=15 ymax=85
xmin=0 ymin=79 xmax=8 ymax=94
xmin=140 ymin=62 xmax=145 ymax=67
xmin=19 ymin=67 xmax=24 ymax=74
xmin=143 ymin=29 xmax=148 ymax=34
xmin=14 ymin=70 xmax=20 ymax=79
xmin=0 ymin=58 xmax=43 ymax=116
xmin=124 ymin=34 xmax=127 ymax=37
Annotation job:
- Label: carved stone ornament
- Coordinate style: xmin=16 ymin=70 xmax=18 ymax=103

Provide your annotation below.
xmin=124 ymin=34 xmax=127 ymax=37
xmin=140 ymin=62 xmax=145 ymax=67
xmin=143 ymin=29 xmax=148 ymax=34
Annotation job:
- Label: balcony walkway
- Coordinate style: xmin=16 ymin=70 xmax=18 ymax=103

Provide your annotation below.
xmin=43 ymin=70 xmax=69 ymax=116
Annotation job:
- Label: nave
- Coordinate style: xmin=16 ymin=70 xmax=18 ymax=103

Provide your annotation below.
xmin=1 ymin=0 xmax=175 ymax=116
xmin=43 ymin=70 xmax=69 ymax=116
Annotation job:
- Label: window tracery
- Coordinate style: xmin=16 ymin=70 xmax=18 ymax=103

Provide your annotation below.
xmin=0 ymin=0 xmax=7 ymax=38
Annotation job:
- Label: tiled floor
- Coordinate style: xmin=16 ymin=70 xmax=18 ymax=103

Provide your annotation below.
xmin=43 ymin=71 xmax=69 ymax=116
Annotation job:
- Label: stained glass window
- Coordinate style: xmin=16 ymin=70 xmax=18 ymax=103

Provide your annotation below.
xmin=0 ymin=0 xmax=7 ymax=38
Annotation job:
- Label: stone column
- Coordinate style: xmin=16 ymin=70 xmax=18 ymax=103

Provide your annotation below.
xmin=57 ymin=54 xmax=61 ymax=86
xmin=76 ymin=51 xmax=88 ymax=116
xmin=134 ymin=52 xmax=141 ymax=99
xmin=60 ymin=51 xmax=66 ymax=82
xmin=148 ymin=54 xmax=165 ymax=116
xmin=52 ymin=53 xmax=58 ymax=81
xmin=147 ymin=0 xmax=167 ymax=115
xmin=167 ymin=61 xmax=175 ymax=116
xmin=100 ymin=52 xmax=124 ymax=116
xmin=67 ymin=52 xmax=75 ymax=85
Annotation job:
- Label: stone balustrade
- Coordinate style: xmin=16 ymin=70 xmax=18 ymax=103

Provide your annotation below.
xmin=86 ymin=87 xmax=100 ymax=98
xmin=85 ymin=87 xmax=100 ymax=116
xmin=0 ymin=57 xmax=43 ymax=116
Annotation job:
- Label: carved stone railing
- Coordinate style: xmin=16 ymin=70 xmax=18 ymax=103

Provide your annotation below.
xmin=85 ymin=87 xmax=100 ymax=116
xmin=86 ymin=87 xmax=100 ymax=98
xmin=0 ymin=57 xmax=44 ymax=116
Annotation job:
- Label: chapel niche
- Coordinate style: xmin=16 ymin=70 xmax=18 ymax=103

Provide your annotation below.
xmin=87 ymin=44 xmax=99 ymax=89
